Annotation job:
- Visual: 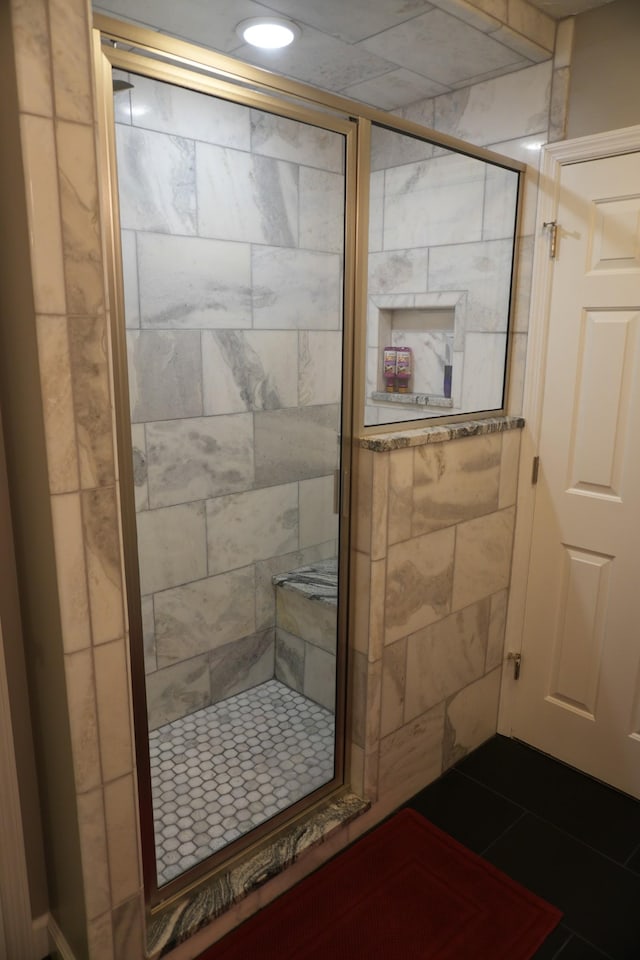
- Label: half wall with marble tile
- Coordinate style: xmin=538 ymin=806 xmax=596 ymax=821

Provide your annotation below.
xmin=350 ymin=420 xmax=522 ymax=811
xmin=114 ymin=73 xmax=344 ymax=731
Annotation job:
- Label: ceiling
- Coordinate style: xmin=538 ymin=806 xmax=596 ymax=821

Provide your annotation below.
xmin=93 ymin=0 xmax=617 ymax=110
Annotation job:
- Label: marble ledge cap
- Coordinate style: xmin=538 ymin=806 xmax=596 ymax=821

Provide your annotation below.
xmin=148 ymin=790 xmax=369 ymax=957
xmin=358 ymin=415 xmax=525 ymax=452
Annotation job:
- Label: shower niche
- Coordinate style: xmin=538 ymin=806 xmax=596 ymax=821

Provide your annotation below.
xmin=370 ymin=302 xmax=457 ymax=408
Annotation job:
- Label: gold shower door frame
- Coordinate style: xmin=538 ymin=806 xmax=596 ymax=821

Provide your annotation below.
xmin=93 ymin=21 xmax=360 ymax=910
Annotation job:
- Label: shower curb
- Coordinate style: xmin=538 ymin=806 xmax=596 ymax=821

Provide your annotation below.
xmin=147 ymin=790 xmax=370 ymax=956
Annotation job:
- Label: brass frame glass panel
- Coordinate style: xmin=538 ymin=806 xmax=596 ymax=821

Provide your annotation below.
xmin=92 ymin=15 xmax=524 ymax=913
xmin=361 ymin=120 xmax=522 ymax=429
xmin=95 ymin=14 xmax=525 ymax=440
xmin=94 ymin=31 xmax=356 ymax=911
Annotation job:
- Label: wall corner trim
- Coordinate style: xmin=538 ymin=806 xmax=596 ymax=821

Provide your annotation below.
xmin=32 ymin=913 xmax=50 ymax=959
xmin=47 ymin=914 xmax=79 ymax=960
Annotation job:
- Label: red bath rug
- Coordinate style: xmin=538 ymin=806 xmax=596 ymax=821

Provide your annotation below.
xmin=198 ymin=808 xmax=562 ymax=959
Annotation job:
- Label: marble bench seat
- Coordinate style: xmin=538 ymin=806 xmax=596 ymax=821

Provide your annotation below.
xmin=272 ymin=557 xmax=338 ymax=605
xmin=272 ymin=558 xmax=338 ymax=712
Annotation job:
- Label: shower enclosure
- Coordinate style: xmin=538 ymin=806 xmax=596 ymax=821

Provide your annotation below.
xmin=94 ymin=15 xmax=522 ymax=911
xmin=103 ymin=50 xmax=353 ymax=896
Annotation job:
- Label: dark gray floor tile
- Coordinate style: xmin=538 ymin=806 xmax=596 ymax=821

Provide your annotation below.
xmin=556 ymin=934 xmax=614 ymax=958
xmin=406 ymin=768 xmax=524 ymax=854
xmin=624 ymin=843 xmax=640 ymax=874
xmin=484 ymin=813 xmax=640 ymax=959
xmin=532 ymin=923 xmax=572 ymax=958
xmin=455 ymin=736 xmax=640 ymax=864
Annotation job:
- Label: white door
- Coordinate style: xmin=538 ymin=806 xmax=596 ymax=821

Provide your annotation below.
xmin=512 ymin=149 xmax=640 ymax=798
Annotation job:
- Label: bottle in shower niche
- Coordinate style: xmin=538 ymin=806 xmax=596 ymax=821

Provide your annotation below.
xmin=383 ymin=346 xmax=397 ymax=393
xmin=443 ymin=337 xmax=453 ymax=399
xmin=395 ymin=346 xmax=413 ymax=393
xmin=443 ymin=364 xmax=452 ymax=398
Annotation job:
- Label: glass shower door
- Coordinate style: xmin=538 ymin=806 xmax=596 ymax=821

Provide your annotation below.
xmin=112 ymin=67 xmax=348 ymax=889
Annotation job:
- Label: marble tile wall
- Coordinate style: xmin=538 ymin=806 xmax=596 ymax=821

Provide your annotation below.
xmin=350 ymin=426 xmax=521 ymax=808
xmin=365 ymin=131 xmax=519 ymax=425
xmin=382 ymin=41 xmax=572 ymax=423
xmin=365 ymin=48 xmax=568 ymax=426
xmin=9 ymin=0 xmax=144 ymax=954
xmin=274 ymin=575 xmax=338 ymax=712
xmin=115 ymin=75 xmax=344 ymax=728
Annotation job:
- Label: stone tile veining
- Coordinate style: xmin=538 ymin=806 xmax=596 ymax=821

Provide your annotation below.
xmin=137 ymin=233 xmax=252 ymax=330
xmin=146 ymin=414 xmax=255 ymax=507
xmin=385 ymin=526 xmax=454 ymax=644
xmin=203 ymin=330 xmax=298 ymax=415
xmin=154 ymin=566 xmax=256 ymax=666
xmin=116 ymin=125 xmax=196 ymax=235
xmin=272 ymin=557 xmax=338 ymax=606
xmin=197 ymin=143 xmax=298 ymax=246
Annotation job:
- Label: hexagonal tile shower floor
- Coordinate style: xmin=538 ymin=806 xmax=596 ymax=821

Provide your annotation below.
xmin=149 ymin=679 xmax=336 ymax=885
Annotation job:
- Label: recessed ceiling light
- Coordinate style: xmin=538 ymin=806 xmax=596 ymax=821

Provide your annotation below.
xmin=236 ymin=17 xmax=300 ymax=49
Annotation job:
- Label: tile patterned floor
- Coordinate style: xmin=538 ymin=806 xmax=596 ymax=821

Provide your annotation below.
xmin=150 ymin=679 xmax=335 ymax=885
xmin=407 ymin=735 xmax=640 ymax=960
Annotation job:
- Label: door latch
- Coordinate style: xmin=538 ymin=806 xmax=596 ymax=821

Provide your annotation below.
xmin=531 ymin=455 xmax=540 ymax=485
xmin=507 ymin=651 xmax=522 ymax=680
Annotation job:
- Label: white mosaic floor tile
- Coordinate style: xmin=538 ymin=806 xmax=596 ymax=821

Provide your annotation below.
xmin=149 ymin=679 xmax=335 ymax=885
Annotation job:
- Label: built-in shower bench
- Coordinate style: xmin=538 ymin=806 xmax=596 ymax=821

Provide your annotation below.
xmin=272 ymin=557 xmax=337 ymax=713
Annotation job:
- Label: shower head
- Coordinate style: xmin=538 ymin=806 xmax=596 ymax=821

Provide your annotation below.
xmin=113 ymin=78 xmax=134 ymax=93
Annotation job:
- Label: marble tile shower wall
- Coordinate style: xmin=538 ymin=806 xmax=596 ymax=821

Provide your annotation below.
xmin=366 ymin=148 xmax=518 ymax=424
xmin=349 ymin=427 xmax=521 ymax=810
xmin=376 ymin=24 xmax=574 ymax=422
xmin=113 ymin=76 xmax=344 ymax=729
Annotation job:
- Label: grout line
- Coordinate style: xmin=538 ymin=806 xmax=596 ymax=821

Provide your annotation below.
xmin=554 ymin=931 xmax=615 ymax=960
xmin=454 ymin=766 xmax=526 ymax=811
xmin=623 ymin=838 xmax=640 ymax=870
xmin=480 ymin=808 xmax=527 ymax=856
xmin=457 ymin=766 xmax=640 ymax=873
xmin=548 ymin=931 xmax=573 ymax=960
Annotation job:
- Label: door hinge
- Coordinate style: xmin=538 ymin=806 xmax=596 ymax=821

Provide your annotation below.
xmin=531 ymin=455 xmax=540 ymax=485
xmin=543 ymin=220 xmax=558 ymax=259
xmin=507 ymin=651 xmax=522 ymax=680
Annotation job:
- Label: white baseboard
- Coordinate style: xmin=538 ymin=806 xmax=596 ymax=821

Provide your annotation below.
xmin=47 ymin=915 xmax=77 ymax=960
xmin=32 ymin=914 xmax=50 ymax=959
